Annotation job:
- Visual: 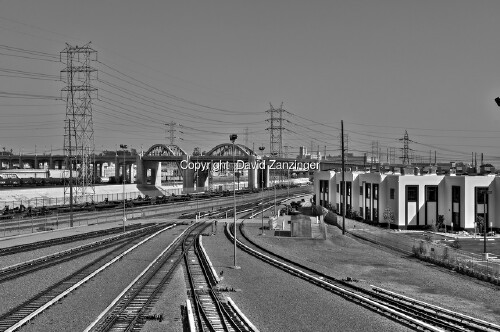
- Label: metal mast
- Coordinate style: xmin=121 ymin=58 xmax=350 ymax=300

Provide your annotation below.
xmin=166 ymin=121 xmax=176 ymax=145
xmin=61 ymin=43 xmax=97 ymax=204
xmin=266 ymin=102 xmax=285 ymax=157
xmin=399 ymin=130 xmax=410 ymax=165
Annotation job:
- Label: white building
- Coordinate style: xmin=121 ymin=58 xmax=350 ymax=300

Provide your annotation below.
xmin=314 ymin=167 xmax=498 ymax=232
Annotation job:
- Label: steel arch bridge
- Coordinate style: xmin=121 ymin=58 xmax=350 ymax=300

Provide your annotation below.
xmin=205 ymin=143 xmax=256 ymax=158
xmin=143 ymin=144 xmax=187 ymax=157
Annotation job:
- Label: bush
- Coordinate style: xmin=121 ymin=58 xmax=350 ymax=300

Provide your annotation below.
xmin=311 ymin=205 xmax=325 ymax=217
xmin=324 ymin=211 xmax=337 ymax=225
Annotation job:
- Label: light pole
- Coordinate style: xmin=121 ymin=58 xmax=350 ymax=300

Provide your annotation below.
xmin=259 ymin=145 xmax=265 ymax=235
xmin=274 ymin=168 xmax=277 ymax=217
xmin=230 ymin=134 xmax=240 ymax=269
xmin=195 ymin=171 xmax=199 ymax=221
xmin=120 ymin=144 xmax=127 ymax=232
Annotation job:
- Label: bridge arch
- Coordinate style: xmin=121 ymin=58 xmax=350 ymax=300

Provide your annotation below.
xmin=206 ymin=143 xmax=256 ymax=157
xmin=144 ymin=144 xmax=187 ymax=157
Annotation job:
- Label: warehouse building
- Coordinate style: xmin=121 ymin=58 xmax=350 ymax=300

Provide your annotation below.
xmin=314 ymin=167 xmax=498 ymax=232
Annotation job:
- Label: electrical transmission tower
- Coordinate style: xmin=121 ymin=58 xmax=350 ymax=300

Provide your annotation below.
xmin=399 ymin=130 xmax=411 ymax=165
xmin=266 ymin=103 xmax=285 ymax=157
xmin=166 ymin=121 xmax=177 ymax=145
xmin=386 ymin=147 xmax=396 ymax=164
xmin=61 ymin=43 xmax=97 ymax=204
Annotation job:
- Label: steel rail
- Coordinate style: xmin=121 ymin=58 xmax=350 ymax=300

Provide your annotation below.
xmin=238 ymin=202 xmax=499 ymax=332
xmin=233 ymin=213 xmax=500 ymax=332
xmin=185 ymin=228 xmax=221 ymax=332
xmin=4 ymin=224 xmax=176 ymax=332
xmin=227 ymin=222 xmax=444 ymax=332
xmin=189 ymin=231 xmax=259 ymax=332
xmin=84 ymin=222 xmax=207 ymax=332
xmin=371 ymin=286 xmax=500 ymax=332
xmin=0 ymin=230 xmax=153 ymax=332
xmin=0 ymin=223 xmax=165 ymax=282
xmin=0 ymin=223 xmax=146 ymax=256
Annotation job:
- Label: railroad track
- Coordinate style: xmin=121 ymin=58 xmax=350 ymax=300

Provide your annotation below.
xmin=0 ymin=223 xmax=167 ymax=283
xmin=0 ymin=223 xmax=177 ymax=332
xmin=228 ymin=217 xmax=500 ymax=332
xmin=0 ymin=223 xmax=146 ymax=257
xmin=185 ymin=231 xmax=257 ymax=332
xmin=84 ymin=222 xmax=207 ymax=332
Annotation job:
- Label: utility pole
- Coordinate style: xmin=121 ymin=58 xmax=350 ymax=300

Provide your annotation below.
xmin=120 ymin=144 xmax=127 ymax=232
xmin=61 ymin=43 xmax=97 ymax=205
xmin=341 ymin=120 xmax=345 ymax=235
xmin=340 ymin=134 xmax=348 ymax=164
xmin=259 ymin=145 xmax=265 ymax=235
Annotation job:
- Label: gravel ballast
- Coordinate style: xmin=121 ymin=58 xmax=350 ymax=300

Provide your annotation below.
xmin=241 ymin=218 xmax=500 ymax=325
xmin=202 ymin=224 xmax=412 ymax=332
xmin=4 ymin=223 xmax=189 ymax=332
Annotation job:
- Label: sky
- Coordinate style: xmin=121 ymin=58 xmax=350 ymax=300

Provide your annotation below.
xmin=2 ymin=0 xmax=500 ymax=165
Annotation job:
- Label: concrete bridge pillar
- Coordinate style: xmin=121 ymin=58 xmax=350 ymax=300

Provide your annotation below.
xmin=49 ymin=156 xmax=54 ymax=169
xmin=247 ymin=155 xmax=258 ymax=190
xmin=151 ymin=162 xmax=162 ymax=185
xmin=127 ymin=164 xmax=132 ymax=183
xmin=257 ymin=164 xmax=270 ymax=188
xmin=182 ymin=155 xmax=194 ymax=193
xmin=114 ymin=156 xmax=119 ymax=180
xmin=136 ymin=154 xmax=146 ymax=184
xmin=196 ymin=170 xmax=209 ymax=190
xmin=122 ymin=163 xmax=126 ymax=183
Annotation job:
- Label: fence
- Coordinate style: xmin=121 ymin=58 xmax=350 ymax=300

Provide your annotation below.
xmin=0 ymin=186 xmax=311 ymax=238
xmin=0 ymin=182 xmax=254 ymax=210
xmin=337 ymin=216 xmax=500 ymax=283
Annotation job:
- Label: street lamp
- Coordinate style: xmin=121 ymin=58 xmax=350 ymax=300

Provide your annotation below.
xmin=259 ymin=145 xmax=265 ymax=235
xmin=273 ymin=162 xmax=277 ymax=217
xmin=230 ymin=134 xmax=240 ymax=269
xmin=195 ymin=171 xmax=199 ymax=221
xmin=120 ymin=144 xmax=127 ymax=232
